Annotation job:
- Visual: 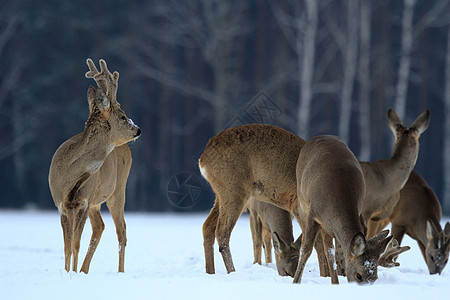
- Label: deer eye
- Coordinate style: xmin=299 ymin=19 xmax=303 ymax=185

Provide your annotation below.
xmin=356 ymin=273 xmax=363 ymax=282
xmin=121 ymin=116 xmax=127 ymax=121
xmin=430 ymin=255 xmax=435 ymax=262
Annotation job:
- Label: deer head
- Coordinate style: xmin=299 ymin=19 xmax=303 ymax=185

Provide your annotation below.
xmin=426 ymin=221 xmax=450 ymax=275
xmin=387 ymin=109 xmax=430 ymax=148
xmin=272 ymin=232 xmax=301 ymax=277
xmin=345 ymin=230 xmax=393 ymax=284
xmin=85 ymin=59 xmax=141 ymax=147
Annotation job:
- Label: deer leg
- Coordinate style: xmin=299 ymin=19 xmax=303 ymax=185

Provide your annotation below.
xmin=315 ymin=232 xmax=331 ymax=277
xmin=249 ymin=211 xmax=263 ymax=264
xmin=262 ymin=227 xmax=273 ymax=264
xmin=293 ymin=216 xmax=320 ymax=284
xmin=71 ymin=205 xmax=89 ymax=272
xmin=60 ymin=210 xmax=73 ymax=272
xmin=321 ymin=229 xmax=339 ymax=284
xmin=203 ymin=201 xmax=219 ymax=274
xmin=216 ymin=195 xmax=246 ymax=273
xmin=293 ymin=209 xmax=329 ymax=277
xmin=107 ymin=195 xmax=127 ymax=273
xmin=80 ymin=205 xmax=105 ymax=274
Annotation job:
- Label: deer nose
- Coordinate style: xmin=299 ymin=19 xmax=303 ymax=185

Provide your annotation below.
xmin=136 ymin=128 xmax=142 ymax=137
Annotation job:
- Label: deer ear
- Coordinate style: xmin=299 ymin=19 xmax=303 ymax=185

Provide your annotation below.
xmin=293 ymin=234 xmax=302 ymax=250
xmin=87 ymin=85 xmax=97 ymax=113
xmin=387 ymin=109 xmax=403 ymax=135
xmin=272 ymin=232 xmax=286 ymax=254
xmin=411 ymin=109 xmax=430 ymax=135
xmin=350 ymin=233 xmax=366 ymax=257
xmin=427 ymin=220 xmax=439 ymax=240
xmin=443 ymin=222 xmax=450 ymax=236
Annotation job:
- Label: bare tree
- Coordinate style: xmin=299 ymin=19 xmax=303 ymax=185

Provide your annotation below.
xmin=338 ymin=1 xmax=359 ymax=144
xmin=271 ymin=0 xmax=318 ymax=139
xmin=124 ymin=0 xmax=250 ymax=133
xmin=394 ymin=0 xmax=416 ymax=120
xmin=358 ymin=0 xmax=372 ymax=161
xmin=443 ymin=20 xmax=450 ymax=214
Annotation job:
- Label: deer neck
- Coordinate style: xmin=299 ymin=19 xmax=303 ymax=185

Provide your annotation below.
xmin=74 ymin=118 xmax=115 ymax=174
xmin=383 ymin=139 xmax=419 ymax=190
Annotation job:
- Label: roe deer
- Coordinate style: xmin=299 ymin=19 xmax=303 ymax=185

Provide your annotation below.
xmin=48 ymin=59 xmax=141 ymax=273
xmin=360 ymin=109 xmax=430 ymax=238
xmin=248 ymin=199 xmax=301 ymax=277
xmin=375 ymin=170 xmax=450 ymax=274
xmin=200 ymin=124 xmax=335 ymax=275
xmin=293 ymin=135 xmax=393 ymax=284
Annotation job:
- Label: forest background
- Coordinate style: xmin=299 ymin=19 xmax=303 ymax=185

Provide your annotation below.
xmin=1 ymin=0 xmax=450 ymax=214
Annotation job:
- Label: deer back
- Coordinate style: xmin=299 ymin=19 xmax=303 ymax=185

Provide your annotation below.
xmin=199 ymin=124 xmax=306 ymax=212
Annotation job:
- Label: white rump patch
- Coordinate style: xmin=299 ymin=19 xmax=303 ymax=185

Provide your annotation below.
xmin=199 ymin=166 xmax=207 ymax=180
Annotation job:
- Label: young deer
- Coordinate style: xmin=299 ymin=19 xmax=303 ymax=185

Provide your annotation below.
xmin=48 ymin=59 xmax=141 ymax=273
xmin=361 ymin=109 xmax=430 ymax=238
xmin=201 ymin=124 xmax=330 ymax=275
xmin=294 ymin=135 xmax=393 ymax=284
xmin=248 ymin=199 xmax=301 ymax=277
xmin=376 ymin=170 xmax=450 ymax=274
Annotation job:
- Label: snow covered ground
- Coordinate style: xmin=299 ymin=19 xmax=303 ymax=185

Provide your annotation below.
xmin=0 ymin=210 xmax=448 ymax=299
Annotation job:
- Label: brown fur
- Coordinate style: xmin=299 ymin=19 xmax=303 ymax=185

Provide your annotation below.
xmin=293 ymin=135 xmax=392 ymax=284
xmin=248 ymin=200 xmax=301 ymax=277
xmin=48 ymin=59 xmax=140 ymax=273
xmin=200 ymin=124 xmax=333 ymax=275
xmin=375 ymin=170 xmax=450 ymax=274
xmin=360 ymin=109 xmax=430 ymax=238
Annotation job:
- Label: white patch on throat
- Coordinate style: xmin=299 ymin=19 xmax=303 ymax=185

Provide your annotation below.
xmin=106 ymin=144 xmax=115 ymax=155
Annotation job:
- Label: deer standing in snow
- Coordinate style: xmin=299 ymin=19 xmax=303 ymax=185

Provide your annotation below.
xmin=48 ymin=59 xmax=141 ymax=273
xmin=248 ymin=199 xmax=301 ymax=277
xmin=360 ymin=109 xmax=430 ymax=238
xmin=293 ymin=135 xmax=393 ymax=284
xmin=375 ymin=170 xmax=450 ymax=274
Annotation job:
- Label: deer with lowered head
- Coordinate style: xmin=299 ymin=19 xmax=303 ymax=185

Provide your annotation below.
xmin=375 ymin=170 xmax=450 ymax=275
xmin=48 ymin=59 xmax=141 ymax=273
xmin=201 ymin=124 xmax=351 ymax=278
xmin=361 ymin=109 xmax=430 ymax=238
xmin=293 ymin=135 xmax=393 ymax=284
xmin=201 ymin=124 xmax=339 ymax=275
xmin=248 ymin=199 xmax=301 ymax=277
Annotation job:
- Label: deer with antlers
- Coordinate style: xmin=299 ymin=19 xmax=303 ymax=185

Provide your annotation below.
xmin=48 ymin=59 xmax=141 ymax=273
xmin=374 ymin=170 xmax=450 ymax=274
xmin=293 ymin=135 xmax=393 ymax=284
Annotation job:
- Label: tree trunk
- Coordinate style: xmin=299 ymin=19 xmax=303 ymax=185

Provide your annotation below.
xmin=358 ymin=0 xmax=372 ymax=161
xmin=443 ymin=22 xmax=450 ymax=215
xmin=394 ymin=0 xmax=416 ymax=120
xmin=297 ymin=0 xmax=318 ymax=139
xmin=338 ymin=1 xmax=359 ymax=144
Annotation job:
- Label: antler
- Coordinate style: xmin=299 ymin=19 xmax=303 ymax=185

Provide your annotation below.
xmin=377 ymin=238 xmax=410 ymax=268
xmin=85 ymin=58 xmax=119 ymax=103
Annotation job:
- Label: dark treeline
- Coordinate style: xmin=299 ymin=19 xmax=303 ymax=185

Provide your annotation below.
xmin=1 ymin=0 xmax=450 ymax=214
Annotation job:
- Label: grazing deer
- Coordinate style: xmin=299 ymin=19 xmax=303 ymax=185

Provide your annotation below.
xmin=201 ymin=124 xmax=334 ymax=275
xmin=375 ymin=170 xmax=450 ymax=274
xmin=248 ymin=199 xmax=301 ymax=277
xmin=293 ymin=135 xmax=393 ymax=284
xmin=48 ymin=59 xmax=141 ymax=273
xmin=360 ymin=109 xmax=430 ymax=238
